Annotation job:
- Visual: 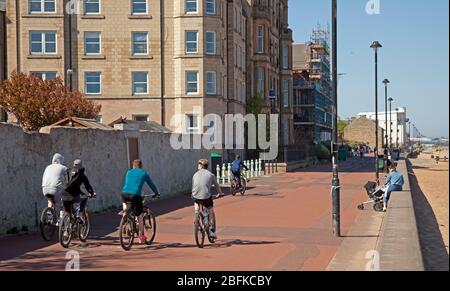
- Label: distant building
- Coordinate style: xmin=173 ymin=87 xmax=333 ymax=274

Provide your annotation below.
xmin=358 ymin=107 xmax=408 ymax=147
xmin=344 ymin=116 xmax=385 ymax=150
xmin=292 ymin=26 xmax=333 ymax=143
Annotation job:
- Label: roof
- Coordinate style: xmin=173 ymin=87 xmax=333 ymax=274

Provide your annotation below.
xmin=109 ymin=117 xmax=172 ymax=133
xmin=50 ymin=117 xmax=113 ymax=130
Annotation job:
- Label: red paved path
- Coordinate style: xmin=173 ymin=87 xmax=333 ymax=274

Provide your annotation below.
xmin=0 ymin=157 xmax=375 ymax=271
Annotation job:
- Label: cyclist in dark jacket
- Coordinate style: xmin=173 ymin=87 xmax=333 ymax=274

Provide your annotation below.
xmin=62 ymin=159 xmax=96 ymax=218
xmin=231 ymin=155 xmax=248 ymax=189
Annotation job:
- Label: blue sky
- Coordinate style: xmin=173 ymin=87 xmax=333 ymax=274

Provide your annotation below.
xmin=289 ymin=0 xmax=449 ymax=138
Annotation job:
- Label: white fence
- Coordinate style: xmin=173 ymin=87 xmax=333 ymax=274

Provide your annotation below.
xmin=216 ymin=160 xmax=263 ymax=185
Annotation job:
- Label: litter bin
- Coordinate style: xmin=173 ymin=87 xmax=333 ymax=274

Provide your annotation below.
xmin=391 ymin=149 xmax=400 ymax=161
xmin=338 ymin=147 xmax=347 ymax=161
xmin=211 ymin=153 xmax=222 ymax=176
xmin=378 ymin=155 xmax=386 ymax=171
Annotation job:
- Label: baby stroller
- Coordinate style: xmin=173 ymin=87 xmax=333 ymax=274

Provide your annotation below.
xmin=358 ymin=181 xmax=385 ymax=212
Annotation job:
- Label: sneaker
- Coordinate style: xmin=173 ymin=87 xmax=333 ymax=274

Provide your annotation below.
xmin=209 ymin=230 xmax=217 ymax=239
xmin=383 ymin=206 xmax=387 ymax=212
xmin=55 ymin=217 xmax=62 ymax=227
xmin=139 ymin=235 xmax=147 ymax=244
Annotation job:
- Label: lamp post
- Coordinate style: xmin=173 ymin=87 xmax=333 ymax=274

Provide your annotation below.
xmin=409 ymin=121 xmax=412 ymax=148
xmin=370 ymin=41 xmax=382 ymax=184
xmin=389 ymin=97 xmax=394 ymax=149
xmin=331 ymin=0 xmax=341 ymax=237
xmin=396 ymin=108 xmax=400 ymax=148
xmin=382 ymin=79 xmax=390 ymax=160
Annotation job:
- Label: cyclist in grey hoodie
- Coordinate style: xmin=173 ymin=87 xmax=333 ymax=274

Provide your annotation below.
xmin=42 ymin=153 xmax=69 ymax=222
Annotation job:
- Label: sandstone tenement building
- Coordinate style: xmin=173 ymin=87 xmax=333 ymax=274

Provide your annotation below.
xmin=2 ymin=0 xmax=293 ymax=146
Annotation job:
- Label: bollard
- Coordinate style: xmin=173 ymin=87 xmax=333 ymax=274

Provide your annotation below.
xmin=227 ymin=163 xmax=231 ymax=184
xmin=258 ymin=159 xmax=262 ymax=176
xmin=221 ymin=164 xmax=226 ymax=185
xmin=251 ymin=160 xmax=255 ymax=178
xmin=216 ymin=164 xmax=221 ymax=183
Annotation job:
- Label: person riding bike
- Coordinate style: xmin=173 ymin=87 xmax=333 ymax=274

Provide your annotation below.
xmin=62 ymin=160 xmax=96 ymax=223
xmin=121 ymin=159 xmax=160 ymax=244
xmin=231 ymin=155 xmax=248 ymax=189
xmin=42 ymin=153 xmax=69 ymax=225
xmin=192 ymin=159 xmax=224 ymax=239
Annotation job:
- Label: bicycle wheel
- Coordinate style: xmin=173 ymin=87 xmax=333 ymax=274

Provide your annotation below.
xmin=231 ymin=180 xmax=237 ymax=196
xmin=78 ymin=211 xmax=90 ymax=242
xmin=143 ymin=209 xmax=156 ymax=245
xmin=59 ymin=214 xmax=73 ymax=248
xmin=194 ymin=214 xmax=205 ymax=248
xmin=240 ymin=178 xmax=247 ymax=196
xmin=119 ymin=214 xmax=135 ymax=251
xmin=40 ymin=207 xmax=56 ymax=241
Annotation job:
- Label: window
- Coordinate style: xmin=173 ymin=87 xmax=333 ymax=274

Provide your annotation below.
xmin=257 ymin=25 xmax=264 ymax=53
xmin=283 ymin=45 xmax=289 ymax=69
xmin=205 ymin=31 xmax=216 ymax=55
xmin=29 ymin=0 xmax=56 ymax=13
xmin=96 ymin=115 xmax=103 ymax=123
xmin=283 ymin=80 xmax=289 ymax=107
xmin=32 ymin=71 xmax=57 ymax=80
xmin=186 ymin=71 xmax=199 ymax=94
xmin=257 ymin=67 xmax=265 ymax=96
xmin=205 ymin=0 xmax=215 ymax=15
xmin=132 ymin=72 xmax=149 ymax=95
xmin=132 ymin=32 xmax=148 ymax=55
xmin=185 ymin=31 xmax=198 ymax=54
xmin=132 ymin=0 xmax=147 ymax=14
xmin=30 ymin=31 xmax=56 ymax=54
xmin=133 ymin=115 xmax=149 ymax=122
xmin=185 ymin=0 xmax=197 ymax=13
xmin=84 ymin=0 xmax=100 ymax=14
xmin=84 ymin=32 xmax=101 ymax=55
xmin=85 ymin=72 xmax=101 ymax=95
xmin=186 ymin=114 xmax=199 ymax=134
xmin=206 ymin=71 xmax=217 ymax=95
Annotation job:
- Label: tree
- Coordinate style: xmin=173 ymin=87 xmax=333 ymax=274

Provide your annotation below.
xmin=0 ymin=71 xmax=101 ymax=131
xmin=338 ymin=120 xmax=347 ymax=138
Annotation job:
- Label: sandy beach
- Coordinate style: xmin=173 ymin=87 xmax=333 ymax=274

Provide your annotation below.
xmin=408 ymin=149 xmax=449 ymax=270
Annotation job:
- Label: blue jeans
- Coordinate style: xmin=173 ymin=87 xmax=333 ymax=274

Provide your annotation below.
xmin=384 ymin=184 xmax=403 ymax=205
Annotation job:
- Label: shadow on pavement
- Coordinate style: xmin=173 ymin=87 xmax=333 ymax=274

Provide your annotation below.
xmin=406 ymin=159 xmax=449 ymax=271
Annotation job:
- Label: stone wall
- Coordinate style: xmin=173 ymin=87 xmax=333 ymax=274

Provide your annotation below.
xmin=0 ymin=123 xmax=208 ymax=234
xmin=344 ymin=117 xmax=385 ymax=149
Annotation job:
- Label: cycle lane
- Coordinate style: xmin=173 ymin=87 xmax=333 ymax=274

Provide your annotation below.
xmin=0 ymin=157 xmax=375 ymax=271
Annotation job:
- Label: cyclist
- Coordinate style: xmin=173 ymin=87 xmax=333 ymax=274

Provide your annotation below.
xmin=42 ymin=153 xmax=69 ymax=225
xmin=121 ymin=159 xmax=160 ymax=244
xmin=192 ymin=159 xmax=224 ymax=239
xmin=62 ymin=159 xmax=96 ymax=223
xmin=231 ymin=155 xmax=248 ymax=189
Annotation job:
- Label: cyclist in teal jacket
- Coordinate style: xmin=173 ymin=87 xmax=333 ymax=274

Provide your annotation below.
xmin=121 ymin=159 xmax=160 ymax=243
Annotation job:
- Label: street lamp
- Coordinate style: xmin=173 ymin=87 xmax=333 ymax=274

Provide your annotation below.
xmin=396 ymin=108 xmax=400 ymax=148
xmin=370 ymin=41 xmax=382 ymax=184
xmin=331 ymin=0 xmax=341 ymax=237
xmin=389 ymin=97 xmax=394 ymax=149
xmin=408 ymin=121 xmax=412 ymax=148
xmin=382 ymin=79 xmax=390 ymax=160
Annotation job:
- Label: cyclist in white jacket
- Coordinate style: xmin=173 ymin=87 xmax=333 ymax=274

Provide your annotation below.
xmin=42 ymin=153 xmax=69 ymax=223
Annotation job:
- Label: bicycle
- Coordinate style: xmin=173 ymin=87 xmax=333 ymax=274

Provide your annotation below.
xmin=40 ymin=196 xmax=58 ymax=241
xmin=59 ymin=195 xmax=92 ymax=248
xmin=119 ymin=194 xmax=158 ymax=251
xmin=231 ymin=170 xmax=247 ymax=196
xmin=194 ymin=202 xmax=216 ymax=248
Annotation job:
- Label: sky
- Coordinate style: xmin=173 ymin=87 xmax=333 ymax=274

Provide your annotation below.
xmin=289 ymin=0 xmax=449 ymax=138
